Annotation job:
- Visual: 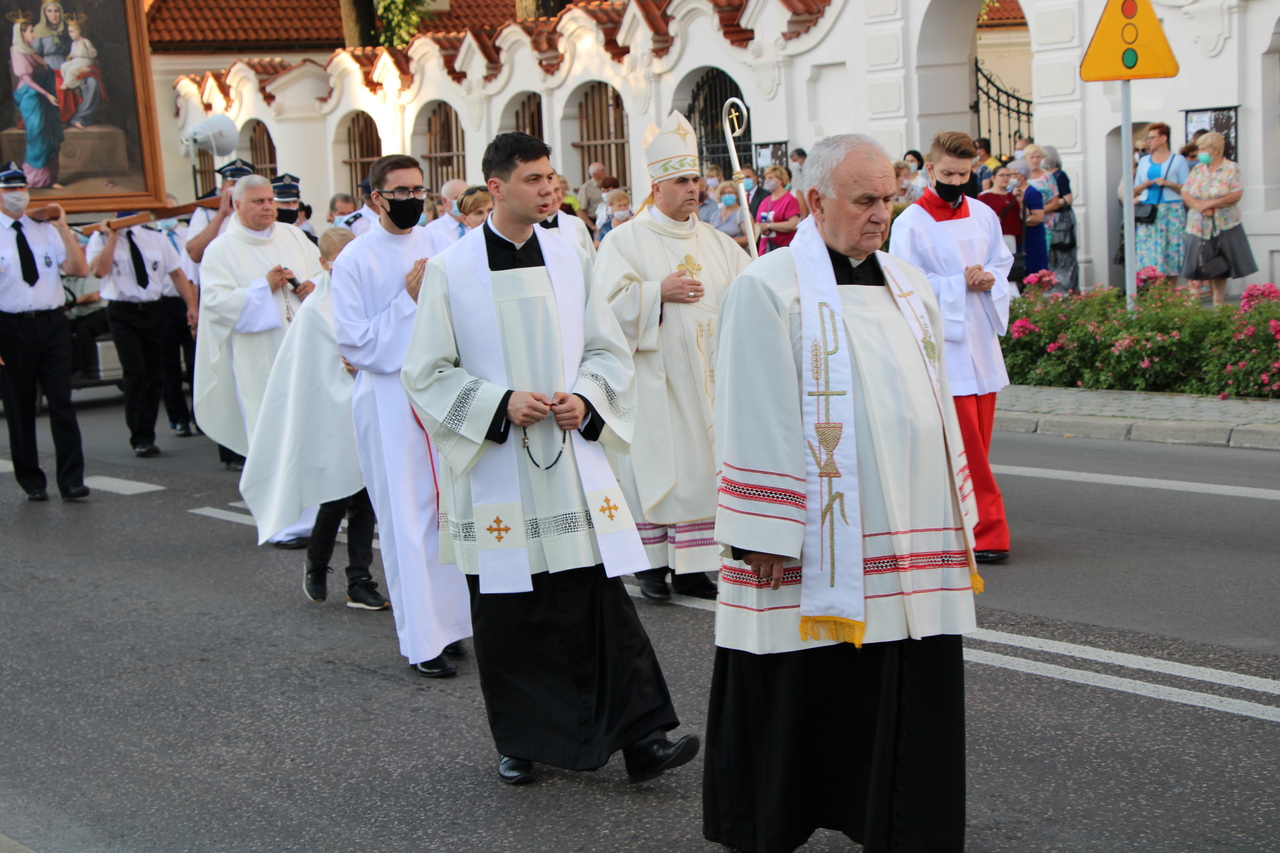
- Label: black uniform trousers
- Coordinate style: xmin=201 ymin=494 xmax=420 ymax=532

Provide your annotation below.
xmin=107 ymin=300 xmax=166 ymax=449
xmin=306 ymin=488 xmax=376 ymax=584
xmin=69 ymin=308 xmax=108 ymax=376
xmin=0 ymin=309 xmax=85 ymax=495
xmin=159 ymin=295 xmax=193 ymax=428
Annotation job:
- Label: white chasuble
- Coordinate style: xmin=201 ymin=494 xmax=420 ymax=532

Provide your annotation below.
xmin=240 ymin=270 xmax=364 ymax=543
xmin=193 ymin=217 xmax=321 ymax=457
xmin=713 ymin=247 xmax=978 ymax=655
xmin=888 ymin=202 xmax=1013 ymax=397
xmin=332 ymin=223 xmax=472 ymax=665
xmin=594 ymin=208 xmax=750 ymax=573
xmin=401 ymin=223 xmax=644 ymax=592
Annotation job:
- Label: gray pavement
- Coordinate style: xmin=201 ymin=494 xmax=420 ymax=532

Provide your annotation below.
xmin=997 ymin=384 xmax=1280 ymax=450
xmin=1 ymin=393 xmax=1279 ymax=852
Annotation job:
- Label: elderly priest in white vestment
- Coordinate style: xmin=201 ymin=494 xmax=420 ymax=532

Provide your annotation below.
xmin=703 ymin=134 xmax=982 ymax=853
xmin=193 ymin=173 xmax=323 ymax=545
xmin=331 ymin=154 xmax=472 ymax=678
xmin=594 ymin=110 xmax=750 ymax=602
xmin=401 ymin=132 xmax=698 ymax=788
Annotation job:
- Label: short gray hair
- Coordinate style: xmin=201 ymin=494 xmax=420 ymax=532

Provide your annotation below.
xmin=1042 ymin=145 xmax=1062 ymax=171
xmin=1007 ymin=159 xmax=1032 ymax=178
xmin=232 ymin=174 xmax=271 ymax=204
xmin=804 ymin=134 xmax=890 ymax=197
xmin=328 ymin=192 xmax=355 ymax=212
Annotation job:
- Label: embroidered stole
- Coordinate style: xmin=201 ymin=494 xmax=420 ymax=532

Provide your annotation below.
xmin=791 ymin=217 xmax=979 ymax=646
xmin=445 ymin=223 xmax=645 ymax=594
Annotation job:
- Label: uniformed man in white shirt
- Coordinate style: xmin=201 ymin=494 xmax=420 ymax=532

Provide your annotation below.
xmin=336 ymin=179 xmax=380 ymax=236
xmin=0 ymin=162 xmax=91 ymax=501
xmin=87 ymin=211 xmax=196 ymax=456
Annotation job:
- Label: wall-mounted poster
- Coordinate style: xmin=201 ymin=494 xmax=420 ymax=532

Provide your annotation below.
xmin=1 ymin=0 xmax=164 ymax=212
xmin=1183 ymin=106 xmax=1239 ymax=163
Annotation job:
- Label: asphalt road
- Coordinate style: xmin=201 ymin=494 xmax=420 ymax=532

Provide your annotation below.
xmin=1 ymin=391 xmax=1277 ymax=852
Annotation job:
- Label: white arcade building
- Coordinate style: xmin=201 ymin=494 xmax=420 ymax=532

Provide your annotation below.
xmin=148 ymin=0 xmax=1280 ymax=292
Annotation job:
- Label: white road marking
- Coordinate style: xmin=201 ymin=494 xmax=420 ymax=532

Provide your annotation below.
xmin=83 ymin=475 xmax=165 ymax=495
xmin=971 ymin=629 xmax=1280 ymax=696
xmin=992 ymin=464 xmax=1280 ymax=502
xmin=0 ymin=832 xmax=39 ymax=853
xmin=965 ymin=649 xmax=1280 ymax=724
xmin=0 ymin=459 xmax=12 ymax=473
xmin=189 ymin=506 xmax=256 ymax=526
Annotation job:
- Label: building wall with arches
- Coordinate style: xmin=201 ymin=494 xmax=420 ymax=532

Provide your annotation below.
xmin=162 ymin=0 xmax=1280 ymax=290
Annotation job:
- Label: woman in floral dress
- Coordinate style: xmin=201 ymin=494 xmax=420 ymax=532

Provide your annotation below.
xmin=1180 ymin=131 xmax=1257 ymax=307
xmin=1133 ymin=123 xmax=1189 ymax=277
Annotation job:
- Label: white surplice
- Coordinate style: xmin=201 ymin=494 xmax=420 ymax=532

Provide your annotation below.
xmin=543 ymin=211 xmax=596 ymax=259
xmin=240 ymin=270 xmax=364 ymax=543
xmin=594 ymin=207 xmax=750 ymax=573
xmin=401 ymin=224 xmax=640 ymax=580
xmin=193 ymin=217 xmax=321 ymax=457
xmin=713 ymin=248 xmax=977 ymax=655
xmin=331 ymin=222 xmax=471 ymax=665
xmin=888 ymin=201 xmax=1013 ymax=396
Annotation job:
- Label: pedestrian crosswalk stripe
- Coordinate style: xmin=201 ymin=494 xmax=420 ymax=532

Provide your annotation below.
xmin=0 ymin=459 xmax=12 ymax=473
xmin=83 ymin=475 xmax=165 ymax=495
xmin=0 ymin=831 xmax=40 ymax=853
xmin=189 ymin=506 xmax=257 ymax=526
xmin=992 ymin=464 xmax=1280 ymax=502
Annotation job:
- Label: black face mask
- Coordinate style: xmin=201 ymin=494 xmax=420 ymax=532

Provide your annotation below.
xmin=275 ymin=207 xmax=299 ymax=224
xmin=933 ymin=179 xmax=966 ymax=205
xmin=380 ymin=196 xmax=424 ymax=230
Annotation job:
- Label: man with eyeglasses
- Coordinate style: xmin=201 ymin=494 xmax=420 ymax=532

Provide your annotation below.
xmin=331 ymin=154 xmax=471 ymax=679
xmin=193 ymin=173 xmax=324 ymax=547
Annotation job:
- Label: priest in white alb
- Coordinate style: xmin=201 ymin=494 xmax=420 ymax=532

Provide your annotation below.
xmin=704 ymin=134 xmax=982 ymax=853
xmin=331 ymin=154 xmax=471 ymax=677
xmin=401 ymin=132 xmax=698 ymax=788
xmin=539 ymin=171 xmax=595 ymax=258
xmin=889 ymin=130 xmax=1013 ymax=564
xmin=193 ymin=173 xmax=323 ymax=545
xmin=594 ymin=110 xmax=749 ymax=602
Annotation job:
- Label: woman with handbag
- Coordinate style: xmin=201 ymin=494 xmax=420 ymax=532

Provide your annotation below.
xmin=1133 ymin=123 xmax=1190 ymax=278
xmin=1044 ymin=146 xmax=1079 ymax=293
xmin=1180 ymin=131 xmax=1257 ymax=306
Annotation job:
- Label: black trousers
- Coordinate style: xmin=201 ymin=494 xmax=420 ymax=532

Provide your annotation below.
xmin=159 ymin=296 xmax=193 ymax=427
xmin=69 ymin=308 xmax=108 ymax=376
xmin=0 ymin=309 xmax=85 ymax=495
xmin=107 ymin=300 xmax=166 ymax=449
xmin=306 ymin=488 xmax=376 ymax=584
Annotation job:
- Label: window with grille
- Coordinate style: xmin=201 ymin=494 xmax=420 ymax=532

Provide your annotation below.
xmin=193 ymin=148 xmax=216 ymax=198
xmin=343 ymin=112 xmax=383 ymax=194
xmin=513 ymin=92 xmax=544 ymax=140
xmin=420 ymin=102 xmax=466 ymax=192
xmin=246 ymin=120 xmax=278 ymax=178
xmin=573 ymin=82 xmax=629 ymax=190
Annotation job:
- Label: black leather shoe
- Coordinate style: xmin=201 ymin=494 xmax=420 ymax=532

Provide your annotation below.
xmin=624 ymin=734 xmax=700 ymax=784
xmin=412 ymin=655 xmax=457 ymax=678
xmin=133 ymin=444 xmax=160 ymax=458
xmin=443 ymin=641 xmax=466 ymax=657
xmin=637 ymin=568 xmax=671 ymax=602
xmin=497 ymin=755 xmax=534 ymax=785
xmin=172 ymin=422 xmax=193 ymax=437
xmin=974 ymin=550 xmax=1010 ymax=564
xmin=61 ymin=485 xmax=90 ymax=501
xmin=272 ymin=537 xmax=310 ymax=550
xmin=671 ymin=572 xmax=718 ymax=600
xmin=26 ymin=488 xmax=48 ymax=502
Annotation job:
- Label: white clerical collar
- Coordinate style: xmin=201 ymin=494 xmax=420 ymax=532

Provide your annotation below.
xmin=649 ymin=205 xmax=697 ymax=233
xmin=245 ymin=224 xmax=274 ymax=238
xmin=486 ymin=214 xmax=533 ymax=251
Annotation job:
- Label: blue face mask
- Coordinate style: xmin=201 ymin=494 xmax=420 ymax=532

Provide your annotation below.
xmin=1197 ymin=152 xmax=1212 ymax=164
xmin=743 ymin=178 xmax=755 ymax=193
xmin=451 ymin=200 xmax=461 ymax=217
xmin=157 ymin=217 xmax=178 ymax=232
xmin=418 ymin=213 xmax=428 ymax=227
xmin=720 ymin=195 xmax=738 ymax=207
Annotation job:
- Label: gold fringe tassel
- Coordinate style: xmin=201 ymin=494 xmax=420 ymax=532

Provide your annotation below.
xmin=799 ymin=616 xmax=866 ymax=648
xmin=970 ymin=570 xmax=985 ymax=595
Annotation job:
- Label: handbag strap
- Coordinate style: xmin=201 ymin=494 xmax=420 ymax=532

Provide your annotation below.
xmin=1150 ymin=156 xmax=1174 ymax=205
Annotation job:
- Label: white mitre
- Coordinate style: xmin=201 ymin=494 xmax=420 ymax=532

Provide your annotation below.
xmin=643 ymin=110 xmax=700 ymax=183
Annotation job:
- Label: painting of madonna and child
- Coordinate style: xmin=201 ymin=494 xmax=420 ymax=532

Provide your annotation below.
xmin=0 ymin=0 xmax=164 ymax=211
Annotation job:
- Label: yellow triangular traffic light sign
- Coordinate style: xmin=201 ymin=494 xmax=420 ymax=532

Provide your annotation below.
xmin=1081 ymin=0 xmax=1179 ymax=81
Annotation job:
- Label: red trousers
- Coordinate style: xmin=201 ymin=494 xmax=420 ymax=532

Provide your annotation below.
xmin=953 ymin=393 xmax=1009 ymax=552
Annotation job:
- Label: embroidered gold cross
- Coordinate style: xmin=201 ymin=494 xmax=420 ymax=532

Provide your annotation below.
xmin=486 ymin=516 xmax=512 ymax=542
xmin=669 ymin=120 xmax=692 ymax=144
xmin=678 ymin=255 xmax=702 ymax=277
xmin=599 ymin=497 xmax=619 ymax=521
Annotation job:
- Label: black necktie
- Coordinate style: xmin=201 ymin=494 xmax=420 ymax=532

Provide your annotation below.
xmin=13 ymin=220 xmax=38 ymax=286
xmin=124 ymin=229 xmax=148 ymax=288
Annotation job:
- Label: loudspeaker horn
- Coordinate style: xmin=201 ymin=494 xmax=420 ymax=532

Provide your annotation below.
xmin=181 ymin=114 xmax=238 ymax=157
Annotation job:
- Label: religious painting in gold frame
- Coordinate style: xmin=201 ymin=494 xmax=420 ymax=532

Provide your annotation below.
xmin=1 ymin=0 xmax=166 ymax=212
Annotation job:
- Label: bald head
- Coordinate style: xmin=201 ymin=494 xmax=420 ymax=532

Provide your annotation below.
xmin=440 ymin=179 xmax=468 ymax=203
xmin=588 ymin=162 xmax=605 ymax=180
xmin=805 ymin=134 xmax=896 ymax=260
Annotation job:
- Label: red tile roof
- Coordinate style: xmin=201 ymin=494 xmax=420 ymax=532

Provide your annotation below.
xmin=418 ymin=0 xmax=517 ymax=34
xmin=978 ymin=0 xmax=1026 ymax=27
xmin=148 ymin=0 xmax=345 ymax=52
xmin=777 ymin=0 xmax=832 ymax=41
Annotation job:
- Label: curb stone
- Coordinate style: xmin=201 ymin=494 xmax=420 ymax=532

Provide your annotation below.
xmin=996 ymin=411 xmax=1280 ymax=452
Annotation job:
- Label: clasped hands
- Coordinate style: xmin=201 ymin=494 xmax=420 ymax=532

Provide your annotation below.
xmin=965 ymin=264 xmax=995 ymax=292
xmin=507 ymin=391 xmax=586 ymax=430
xmin=266 ymin=265 xmax=314 ymax=299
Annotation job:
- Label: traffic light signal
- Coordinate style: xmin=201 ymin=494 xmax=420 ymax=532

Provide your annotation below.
xmin=1081 ymin=0 xmax=1179 ymax=82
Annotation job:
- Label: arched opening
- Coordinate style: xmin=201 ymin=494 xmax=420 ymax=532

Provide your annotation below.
xmin=974 ymin=0 xmax=1033 ymax=159
xmin=511 ymin=92 xmax=544 ymax=139
xmin=569 ymin=82 xmax=629 ymax=191
xmin=241 ymin=119 xmax=278 ymax=178
xmin=1104 ymin=122 xmax=1151 ymax=290
xmin=676 ymin=68 xmax=752 ymax=179
xmin=342 ymin=111 xmax=383 ymax=195
xmin=417 ymin=101 xmax=466 ymax=192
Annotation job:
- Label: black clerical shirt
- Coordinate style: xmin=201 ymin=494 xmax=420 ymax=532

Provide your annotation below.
xmin=827 ymin=246 xmax=886 ymax=286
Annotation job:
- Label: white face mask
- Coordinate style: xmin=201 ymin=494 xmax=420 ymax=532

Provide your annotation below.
xmin=2 ymin=190 xmax=30 ymax=214
xmin=763 ymin=178 xmax=781 ymax=192
xmin=705 ymin=177 xmax=720 ymax=189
